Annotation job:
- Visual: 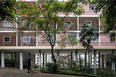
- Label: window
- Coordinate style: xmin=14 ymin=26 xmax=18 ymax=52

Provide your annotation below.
xmin=68 ymin=32 xmax=77 ymax=39
xmin=64 ymin=21 xmax=71 ymax=28
xmin=23 ymin=36 xmax=30 ymax=43
xmin=85 ymin=21 xmax=92 ymax=26
xmin=89 ymin=4 xmax=96 ymax=11
xmin=23 ymin=21 xmax=30 ymax=27
xmin=91 ymin=37 xmax=99 ymax=42
xmin=3 ymin=36 xmax=11 ymax=43
xmin=37 ymin=60 xmax=39 ymax=62
xmin=110 ymin=33 xmax=116 ymax=42
xmin=3 ymin=21 xmax=10 ymax=27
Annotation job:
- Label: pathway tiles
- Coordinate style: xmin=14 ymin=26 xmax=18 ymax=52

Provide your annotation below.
xmin=0 ymin=68 xmax=84 ymax=77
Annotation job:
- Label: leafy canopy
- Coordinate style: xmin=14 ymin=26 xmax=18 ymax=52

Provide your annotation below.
xmin=79 ymin=24 xmax=99 ymax=50
xmin=94 ymin=0 xmax=116 ymax=33
xmin=0 ymin=0 xmax=16 ymax=20
xmin=16 ymin=0 xmax=85 ymax=63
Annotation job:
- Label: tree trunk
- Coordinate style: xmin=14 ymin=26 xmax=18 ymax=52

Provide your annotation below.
xmin=51 ymin=45 xmax=58 ymax=72
xmin=88 ymin=50 xmax=91 ymax=69
xmin=51 ymin=45 xmax=57 ymax=63
xmin=85 ymin=52 xmax=87 ymax=66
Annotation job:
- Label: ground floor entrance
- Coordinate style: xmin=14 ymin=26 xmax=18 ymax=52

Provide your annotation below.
xmin=5 ymin=53 xmax=15 ymax=67
xmin=0 ymin=51 xmax=35 ymax=70
xmin=0 ymin=46 xmax=116 ymax=71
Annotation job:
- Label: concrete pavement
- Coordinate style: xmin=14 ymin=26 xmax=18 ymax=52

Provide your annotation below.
xmin=0 ymin=68 xmax=85 ymax=77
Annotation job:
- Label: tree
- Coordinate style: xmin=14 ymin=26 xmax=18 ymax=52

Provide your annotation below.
xmin=16 ymin=0 xmax=85 ymax=71
xmin=79 ymin=24 xmax=99 ymax=68
xmin=0 ymin=0 xmax=16 ymax=20
xmin=89 ymin=0 xmax=116 ymax=33
xmin=69 ymin=38 xmax=78 ymax=47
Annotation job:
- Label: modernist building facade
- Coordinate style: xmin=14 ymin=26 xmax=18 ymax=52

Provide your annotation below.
xmin=0 ymin=0 xmax=116 ymax=70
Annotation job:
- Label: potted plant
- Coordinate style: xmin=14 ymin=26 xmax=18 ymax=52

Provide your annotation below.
xmin=33 ymin=64 xmax=39 ymax=71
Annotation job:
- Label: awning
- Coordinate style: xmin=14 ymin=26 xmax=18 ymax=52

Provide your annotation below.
xmin=0 ymin=46 xmax=116 ymax=50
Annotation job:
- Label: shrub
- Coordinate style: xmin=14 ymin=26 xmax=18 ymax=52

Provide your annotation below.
xmin=78 ymin=72 xmax=97 ymax=77
xmin=96 ymin=68 xmax=113 ymax=77
xmin=75 ymin=65 xmax=80 ymax=72
xmin=81 ymin=66 xmax=90 ymax=72
xmin=41 ymin=67 xmax=48 ymax=72
xmin=46 ymin=63 xmax=59 ymax=73
xmin=33 ymin=64 xmax=39 ymax=68
xmin=58 ymin=70 xmax=77 ymax=75
xmin=58 ymin=70 xmax=97 ymax=77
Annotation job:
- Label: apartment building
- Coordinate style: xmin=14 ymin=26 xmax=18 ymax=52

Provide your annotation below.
xmin=0 ymin=0 xmax=116 ymax=70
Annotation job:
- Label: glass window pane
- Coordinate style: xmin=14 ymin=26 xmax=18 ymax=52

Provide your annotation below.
xmin=4 ymin=37 xmax=10 ymax=42
xmin=68 ymin=32 xmax=77 ymax=39
xmin=85 ymin=21 xmax=92 ymax=26
xmin=64 ymin=21 xmax=71 ymax=27
xmin=3 ymin=21 xmax=10 ymax=27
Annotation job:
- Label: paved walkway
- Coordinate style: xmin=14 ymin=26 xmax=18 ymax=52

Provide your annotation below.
xmin=0 ymin=68 xmax=84 ymax=77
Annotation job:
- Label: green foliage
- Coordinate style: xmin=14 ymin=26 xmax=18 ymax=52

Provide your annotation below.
xmin=69 ymin=38 xmax=78 ymax=47
xmin=16 ymin=0 xmax=85 ymax=64
xmin=88 ymin=0 xmax=97 ymax=4
xmin=74 ymin=65 xmax=80 ymax=72
xmin=68 ymin=60 xmax=80 ymax=72
xmin=96 ymin=68 xmax=114 ymax=77
xmin=79 ymin=24 xmax=99 ymax=69
xmin=111 ymin=54 xmax=116 ymax=61
xmin=0 ymin=0 xmax=16 ymax=20
xmin=41 ymin=67 xmax=48 ymax=73
xmin=33 ymin=64 xmax=39 ymax=68
xmin=59 ymin=70 xmax=77 ymax=75
xmin=78 ymin=58 xmax=84 ymax=71
xmin=46 ymin=63 xmax=59 ymax=73
xmin=58 ymin=70 xmax=97 ymax=77
xmin=78 ymin=72 xmax=97 ymax=77
xmin=95 ymin=0 xmax=116 ymax=32
xmin=81 ymin=66 xmax=93 ymax=73
xmin=57 ymin=34 xmax=68 ymax=49
xmin=79 ymin=23 xmax=99 ymax=50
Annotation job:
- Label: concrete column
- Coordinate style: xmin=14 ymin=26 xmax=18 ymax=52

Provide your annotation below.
xmin=15 ymin=53 xmax=19 ymax=68
xmin=90 ymin=53 xmax=92 ymax=67
xmin=98 ymin=52 xmax=101 ymax=68
xmin=112 ymin=50 xmax=115 ymax=74
xmin=99 ymin=17 xmax=101 ymax=46
xmin=104 ymin=54 xmax=106 ymax=68
xmin=39 ymin=50 xmax=41 ymax=70
xmin=94 ymin=50 xmax=97 ymax=74
xmin=36 ymin=32 xmax=38 ymax=46
xmin=75 ymin=50 xmax=78 ymax=64
xmin=16 ymin=17 xmax=18 ymax=46
xmin=71 ymin=52 xmax=73 ymax=61
xmin=85 ymin=52 xmax=87 ymax=66
xmin=15 ymin=53 xmax=17 ymax=68
xmin=30 ymin=53 xmax=34 ymax=67
xmin=20 ymin=51 xmax=23 ymax=70
xmin=44 ymin=54 xmax=47 ymax=68
xmin=101 ymin=54 xmax=106 ymax=68
xmin=102 ymin=54 xmax=104 ymax=68
xmin=1 ymin=51 xmax=5 ymax=68
xmin=79 ymin=54 xmax=81 ymax=61
xmin=89 ymin=51 xmax=92 ymax=67
xmin=43 ymin=52 xmax=44 ymax=68
xmin=112 ymin=61 xmax=115 ymax=72
xmin=77 ymin=15 xmax=79 ymax=46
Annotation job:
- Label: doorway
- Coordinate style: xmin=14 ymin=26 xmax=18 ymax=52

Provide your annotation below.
xmin=5 ymin=53 xmax=15 ymax=67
